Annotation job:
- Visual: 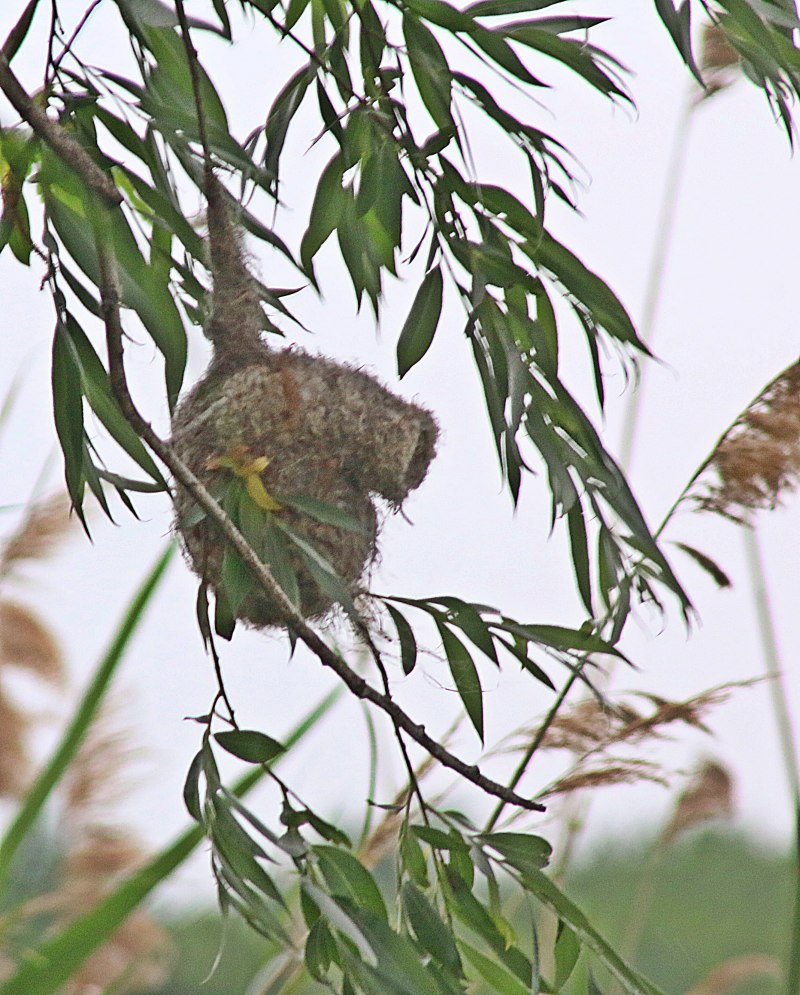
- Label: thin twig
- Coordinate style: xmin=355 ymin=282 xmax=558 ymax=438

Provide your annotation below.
xmin=484 ymin=667 xmax=582 ymax=832
xmin=46 ymin=0 xmax=103 ymax=82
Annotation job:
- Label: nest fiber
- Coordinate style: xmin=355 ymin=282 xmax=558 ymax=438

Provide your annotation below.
xmin=170 ymin=178 xmax=438 ymax=628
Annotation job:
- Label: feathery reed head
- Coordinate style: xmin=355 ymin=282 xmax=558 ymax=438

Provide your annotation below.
xmin=695 ymin=361 xmax=800 ymax=522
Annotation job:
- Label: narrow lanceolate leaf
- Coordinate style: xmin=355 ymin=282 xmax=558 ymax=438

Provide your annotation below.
xmin=64 ymin=316 xmax=165 ymax=486
xmin=401 ymin=882 xmax=463 ymax=974
xmin=517 ymin=867 xmax=669 ymax=995
xmin=403 ymin=15 xmax=456 ymax=132
xmin=478 ymin=832 xmax=552 ymax=875
xmin=524 ymin=228 xmax=644 ymax=352
xmin=51 ymin=322 xmax=85 ymax=514
xmin=301 ymin=153 xmax=346 ymax=274
xmin=385 ymin=603 xmax=418 ymax=675
xmin=314 ymin=846 xmax=388 ymax=920
xmin=397 ymin=265 xmax=443 ymax=377
xmin=566 ymin=502 xmax=593 ymax=614
xmin=42 ymin=162 xmax=187 ymax=408
xmin=215 ymin=730 xmax=287 ymax=764
xmin=280 ymin=494 xmax=372 ymax=534
xmin=222 ymin=545 xmax=255 ymax=617
xmin=674 ymin=542 xmax=732 ymax=589
xmin=653 ymin=0 xmax=702 ymax=83
xmin=436 ymin=621 xmax=484 ymax=741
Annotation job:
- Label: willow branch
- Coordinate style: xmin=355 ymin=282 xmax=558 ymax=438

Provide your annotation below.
xmin=100 ymin=307 xmax=544 ymax=812
xmin=1 ymin=62 xmax=544 ymax=816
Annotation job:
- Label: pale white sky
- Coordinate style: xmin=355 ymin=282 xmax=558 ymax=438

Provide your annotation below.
xmin=1 ymin=2 xmax=799 ymax=899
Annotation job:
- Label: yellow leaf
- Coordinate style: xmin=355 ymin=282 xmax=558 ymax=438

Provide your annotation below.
xmin=246 ymin=473 xmax=282 ymax=512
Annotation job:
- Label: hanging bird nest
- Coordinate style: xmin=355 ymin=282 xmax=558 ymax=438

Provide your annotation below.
xmin=170 ymin=175 xmax=438 ymax=628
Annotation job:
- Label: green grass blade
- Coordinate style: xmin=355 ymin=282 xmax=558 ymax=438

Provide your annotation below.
xmin=0 ymin=685 xmax=344 ymax=994
xmin=0 ymin=543 xmax=175 ymax=889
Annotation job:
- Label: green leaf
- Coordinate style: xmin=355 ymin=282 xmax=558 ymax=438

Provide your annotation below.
xmin=654 ymin=0 xmax=702 ymax=83
xmin=513 ymin=867 xmax=669 ymax=995
xmin=523 ymin=228 xmax=644 ymax=352
xmin=466 ymin=0 xmax=566 ymax=15
xmin=503 ymin=27 xmax=629 ymax=103
xmin=63 ymin=316 xmax=165 ymax=486
xmin=498 ymin=620 xmax=628 ymax=662
xmin=214 ymin=584 xmax=236 ymax=640
xmin=444 ymin=869 xmax=532 ymax=983
xmin=305 ymin=918 xmax=339 ymax=980
xmin=404 ymin=0 xmax=474 ymax=30
xmin=460 ymin=941 xmax=543 ymax=995
xmin=554 ymin=923 xmax=581 ymax=989
xmin=2 ymin=1 xmax=40 ymax=64
xmin=412 ymin=825 xmax=469 ymax=851
xmin=301 ymin=153 xmax=346 ymax=273
xmin=397 ymin=265 xmax=444 ymax=377
xmin=479 ymin=832 xmax=552 ymax=875
xmin=215 ymin=730 xmax=287 ymax=764
xmin=436 ymin=622 xmax=484 ymax=741
xmin=261 ymin=515 xmax=301 ymax=610
xmin=470 ymin=25 xmax=546 ymax=87
xmin=279 ymin=521 xmax=361 ymax=620
xmin=222 ymin=545 xmax=256 ymax=618
xmin=183 ymin=750 xmax=204 ymax=822
xmin=430 ymin=597 xmax=499 ymax=665
xmin=264 ymin=64 xmax=315 ymax=189
xmin=400 ymin=826 xmax=429 ymax=887
xmin=51 ymin=322 xmax=85 ymax=514
xmin=210 ymin=799 xmax=285 ymax=909
xmin=342 ymin=906 xmax=447 ymax=995
xmin=566 ymin=502 xmax=593 ymax=614
xmin=281 ymin=494 xmax=373 ymax=534
xmin=42 ymin=156 xmax=187 ymax=407
xmin=385 ymin=603 xmax=418 ymax=675
xmin=403 ymin=14 xmax=456 ymax=131
xmin=402 ymin=882 xmax=463 ymax=974
xmin=314 ymin=846 xmax=388 ymax=920
xmin=674 ymin=542 xmax=732 ymax=589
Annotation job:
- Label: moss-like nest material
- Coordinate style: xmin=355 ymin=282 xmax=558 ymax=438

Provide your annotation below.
xmin=170 ymin=177 xmax=438 ymax=628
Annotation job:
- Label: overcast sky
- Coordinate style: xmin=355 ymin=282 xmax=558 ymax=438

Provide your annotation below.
xmin=1 ymin=2 xmax=800 ymax=899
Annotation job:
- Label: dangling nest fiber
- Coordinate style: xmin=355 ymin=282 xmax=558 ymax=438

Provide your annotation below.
xmin=170 ymin=176 xmax=438 ymax=628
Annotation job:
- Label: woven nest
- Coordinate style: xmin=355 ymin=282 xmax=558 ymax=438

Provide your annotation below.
xmin=171 ymin=177 xmax=438 ymax=627
xmin=171 ymin=348 xmax=438 ymax=627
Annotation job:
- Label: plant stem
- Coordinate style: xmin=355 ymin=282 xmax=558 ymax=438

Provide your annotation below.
xmin=618 ymin=99 xmax=694 ymax=474
xmin=742 ymin=529 xmax=800 ymax=995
